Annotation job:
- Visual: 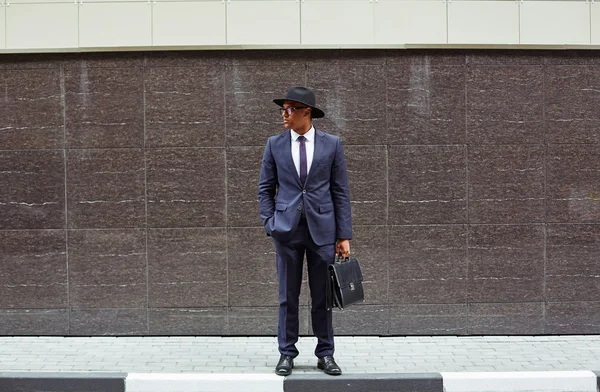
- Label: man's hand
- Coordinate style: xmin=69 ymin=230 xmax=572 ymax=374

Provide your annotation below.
xmin=336 ymin=239 xmax=350 ymax=259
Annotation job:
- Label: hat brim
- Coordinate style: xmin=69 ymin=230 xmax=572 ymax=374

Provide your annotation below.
xmin=273 ymin=98 xmax=325 ymax=119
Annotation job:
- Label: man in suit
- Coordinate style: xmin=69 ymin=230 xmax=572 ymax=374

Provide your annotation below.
xmin=258 ymin=86 xmax=352 ymax=377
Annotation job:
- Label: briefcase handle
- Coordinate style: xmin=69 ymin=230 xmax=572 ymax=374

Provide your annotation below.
xmin=335 ymin=253 xmax=350 ymax=264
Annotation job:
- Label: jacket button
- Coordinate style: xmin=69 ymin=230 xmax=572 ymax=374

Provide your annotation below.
xmin=302 ymin=190 xmax=306 ymax=194
xmin=298 ymin=206 xmax=302 ymax=211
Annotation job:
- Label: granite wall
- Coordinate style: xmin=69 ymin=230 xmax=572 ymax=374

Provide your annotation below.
xmin=0 ymin=50 xmax=599 ymax=336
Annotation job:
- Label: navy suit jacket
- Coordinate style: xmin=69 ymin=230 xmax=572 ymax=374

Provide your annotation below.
xmin=258 ymin=128 xmax=352 ymax=246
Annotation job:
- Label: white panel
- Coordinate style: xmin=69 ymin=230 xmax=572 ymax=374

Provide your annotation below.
xmin=441 ymin=371 xmax=597 ymax=392
xmin=520 ymin=1 xmax=590 ymax=45
xmin=80 ymin=0 xmax=146 ymax=3
xmin=592 ymin=2 xmax=600 ymax=44
xmin=79 ymin=2 xmax=151 ymax=47
xmin=6 ymin=3 xmax=78 ymax=49
xmin=302 ymin=0 xmax=373 ymax=45
xmin=449 ymin=1 xmax=518 ymax=44
xmin=374 ymin=0 xmax=446 ymax=45
xmin=0 ymin=6 xmax=5 ymax=49
xmin=153 ymin=1 xmax=225 ymax=46
xmin=126 ymin=374 xmax=284 ymax=392
xmin=227 ymin=0 xmax=299 ymax=45
xmin=10 ymin=0 xmax=77 ymax=4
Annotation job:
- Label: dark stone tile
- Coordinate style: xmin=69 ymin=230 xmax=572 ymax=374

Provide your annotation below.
xmin=65 ymin=67 xmax=143 ymax=148
xmin=389 ymin=225 xmax=467 ymax=304
xmin=225 ymin=66 xmax=305 ymax=146
xmin=468 ymin=225 xmax=544 ymax=302
xmin=545 ymin=66 xmax=600 ymax=144
xmin=389 ymin=146 xmax=467 ymax=224
xmin=299 ymin=305 xmax=310 ymax=336
xmin=389 ymin=304 xmax=467 ymax=335
xmin=466 ymin=51 xmax=545 ymax=65
xmin=229 ymin=231 xmax=311 ymax=313
xmin=306 ymin=64 xmax=386 ymax=145
xmin=146 ymin=148 xmax=226 ymax=227
xmin=468 ymin=302 xmax=544 ymax=335
xmin=228 ymin=50 xmax=308 ymax=66
xmin=387 ymin=65 xmax=466 ymax=145
xmin=244 ymin=306 xmax=309 ymax=336
xmin=63 ymin=52 xmax=144 ymax=68
xmin=305 ymin=49 xmax=387 ymax=66
xmin=468 ymin=145 xmax=545 ymax=224
xmin=546 ymin=224 xmax=600 ymax=301
xmin=547 ymin=145 xmax=600 ymax=222
xmin=386 ymin=50 xmax=467 ymax=66
xmin=0 ymin=230 xmax=67 ymax=308
xmin=544 ymin=50 xmax=600 ymax=65
xmin=345 ymin=146 xmax=387 ymax=226
xmin=0 ymin=53 xmax=64 ymax=69
xmin=226 ymin=146 xmax=263 ymax=227
xmin=351 ymin=226 xmax=387 ymax=305
xmin=148 ymin=228 xmax=227 ymax=307
xmin=0 ymin=70 xmax=63 ymax=149
xmin=0 ymin=150 xmax=65 ymax=229
xmin=0 ymin=309 xmax=69 ymax=335
xmin=144 ymin=51 xmax=227 ymax=67
xmin=227 ymin=228 xmax=284 ymax=307
xmin=227 ymin=307 xmax=278 ymax=335
xmin=66 ymin=149 xmax=145 ymax=229
xmin=69 ymin=309 xmax=148 ymax=336
xmin=249 ymin=305 xmax=313 ymax=336
xmin=145 ymin=66 xmax=225 ymax=147
xmin=148 ymin=308 xmax=228 ymax=335
xmin=466 ymin=66 xmax=543 ymax=144
xmin=68 ymin=229 xmax=147 ymax=308
xmin=545 ymin=301 xmax=600 ymax=334
xmin=331 ymin=305 xmax=388 ymax=335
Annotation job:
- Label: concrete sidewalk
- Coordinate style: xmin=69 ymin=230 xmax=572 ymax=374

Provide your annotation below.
xmin=0 ymin=335 xmax=599 ymax=391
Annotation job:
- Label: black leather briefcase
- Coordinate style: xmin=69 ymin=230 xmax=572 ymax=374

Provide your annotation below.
xmin=327 ymin=255 xmax=365 ymax=310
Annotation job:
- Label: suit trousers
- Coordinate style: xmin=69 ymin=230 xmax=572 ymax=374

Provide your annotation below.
xmin=273 ymin=217 xmax=336 ymax=358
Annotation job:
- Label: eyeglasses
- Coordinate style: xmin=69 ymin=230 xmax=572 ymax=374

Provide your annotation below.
xmin=279 ymin=106 xmax=308 ymax=116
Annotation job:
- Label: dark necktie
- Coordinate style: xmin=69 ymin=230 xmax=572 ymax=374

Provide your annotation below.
xmin=298 ymin=135 xmax=307 ymax=185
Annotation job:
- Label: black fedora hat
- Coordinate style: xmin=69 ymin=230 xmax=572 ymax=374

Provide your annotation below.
xmin=273 ymin=86 xmax=325 ymax=119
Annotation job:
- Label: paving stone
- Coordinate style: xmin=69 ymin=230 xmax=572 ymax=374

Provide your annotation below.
xmin=0 ymin=336 xmax=600 ymax=374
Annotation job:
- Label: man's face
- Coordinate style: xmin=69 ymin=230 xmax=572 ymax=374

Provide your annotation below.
xmin=281 ymin=100 xmax=310 ymax=130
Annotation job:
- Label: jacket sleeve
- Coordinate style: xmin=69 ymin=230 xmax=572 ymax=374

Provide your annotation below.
xmin=258 ymin=138 xmax=277 ymax=228
xmin=330 ymin=137 xmax=352 ymax=240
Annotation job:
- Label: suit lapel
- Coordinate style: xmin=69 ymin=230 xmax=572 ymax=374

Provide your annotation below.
xmin=305 ymin=129 xmax=325 ymax=185
xmin=281 ymin=130 xmax=302 ymax=187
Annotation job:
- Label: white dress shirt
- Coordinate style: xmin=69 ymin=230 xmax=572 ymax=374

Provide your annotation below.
xmin=291 ymin=126 xmax=315 ymax=179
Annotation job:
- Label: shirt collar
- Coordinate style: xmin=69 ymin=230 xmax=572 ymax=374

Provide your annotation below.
xmin=291 ymin=126 xmax=315 ymax=142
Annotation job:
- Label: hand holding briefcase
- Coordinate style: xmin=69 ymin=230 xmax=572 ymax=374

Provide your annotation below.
xmin=327 ymin=254 xmax=365 ymax=310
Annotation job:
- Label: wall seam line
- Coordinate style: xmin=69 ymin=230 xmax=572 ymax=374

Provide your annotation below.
xmin=464 ymin=58 xmax=470 ymax=334
xmin=299 ymin=0 xmax=302 ymax=45
xmin=3 ymin=1 xmax=6 ymax=48
xmin=61 ymin=63 xmax=70 ymax=333
xmin=518 ymin=0 xmax=521 ymax=44
xmin=542 ymin=59 xmax=548 ymax=331
xmin=304 ymin=50 xmax=309 ymax=320
xmin=384 ymin=51 xmax=390 ymax=334
xmin=223 ymin=61 xmax=230 ymax=334
xmin=142 ymin=58 xmax=150 ymax=334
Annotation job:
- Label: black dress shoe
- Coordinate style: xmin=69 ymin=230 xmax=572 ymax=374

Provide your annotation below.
xmin=275 ymin=354 xmax=293 ymax=376
xmin=317 ymin=356 xmax=342 ymax=376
